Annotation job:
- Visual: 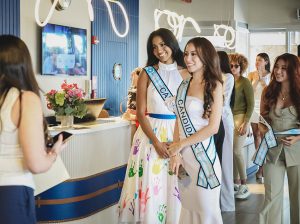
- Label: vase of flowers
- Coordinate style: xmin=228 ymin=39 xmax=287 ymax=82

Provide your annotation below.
xmin=45 ymin=80 xmax=87 ymax=128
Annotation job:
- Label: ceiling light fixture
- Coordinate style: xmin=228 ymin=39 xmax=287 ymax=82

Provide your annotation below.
xmin=154 ymin=9 xmax=201 ymax=42
xmin=104 ymin=0 xmax=129 ymax=38
xmin=213 ymin=24 xmax=236 ymax=49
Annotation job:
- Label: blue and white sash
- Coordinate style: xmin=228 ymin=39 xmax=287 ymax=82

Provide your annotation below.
xmin=254 ymin=116 xmax=300 ymax=166
xmin=144 ymin=66 xmax=173 ymax=101
xmin=175 ymin=78 xmax=220 ymax=189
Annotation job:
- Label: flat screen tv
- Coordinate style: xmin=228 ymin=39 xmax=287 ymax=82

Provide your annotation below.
xmin=42 ymin=23 xmax=87 ymax=76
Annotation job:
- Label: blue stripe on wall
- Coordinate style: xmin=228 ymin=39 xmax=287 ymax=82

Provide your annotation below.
xmin=92 ymin=0 xmax=139 ymax=116
xmin=35 ymin=165 xmax=127 ymax=222
xmin=0 ymin=0 xmax=20 ymax=36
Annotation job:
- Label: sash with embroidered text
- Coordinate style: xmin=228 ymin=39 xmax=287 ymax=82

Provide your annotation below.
xmin=175 ymin=78 xmax=220 ymax=189
xmin=144 ymin=66 xmax=173 ymax=101
xmin=254 ymin=116 xmax=300 ymax=166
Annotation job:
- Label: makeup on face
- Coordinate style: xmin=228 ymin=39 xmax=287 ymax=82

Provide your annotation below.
xmin=274 ymin=59 xmax=288 ymax=83
xmin=184 ymin=44 xmax=204 ymax=74
xmin=152 ymin=36 xmax=173 ymax=64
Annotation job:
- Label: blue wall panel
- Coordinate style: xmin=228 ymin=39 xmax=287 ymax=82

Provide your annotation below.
xmin=92 ymin=0 xmax=139 ymax=116
xmin=0 ymin=0 xmax=20 ymax=36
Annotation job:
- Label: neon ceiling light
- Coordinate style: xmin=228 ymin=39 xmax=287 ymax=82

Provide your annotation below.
xmin=154 ymin=9 xmax=236 ymax=49
xmin=35 ymin=0 xmax=129 ymax=38
xmin=154 ymin=9 xmax=201 ymax=42
xmin=213 ymin=24 xmax=236 ymax=49
xmin=104 ymin=0 xmax=129 ymax=38
xmin=35 ymin=0 xmax=58 ymax=27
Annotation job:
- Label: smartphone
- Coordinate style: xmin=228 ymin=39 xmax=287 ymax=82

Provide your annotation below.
xmin=47 ymin=131 xmax=73 ymax=147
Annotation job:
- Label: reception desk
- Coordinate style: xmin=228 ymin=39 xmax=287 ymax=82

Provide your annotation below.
xmin=35 ymin=118 xmax=131 ymax=223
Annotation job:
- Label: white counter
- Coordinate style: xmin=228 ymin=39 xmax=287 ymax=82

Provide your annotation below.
xmin=36 ymin=117 xmax=131 ymax=223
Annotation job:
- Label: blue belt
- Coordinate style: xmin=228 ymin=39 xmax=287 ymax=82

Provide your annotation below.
xmin=148 ymin=113 xmax=176 ymax=119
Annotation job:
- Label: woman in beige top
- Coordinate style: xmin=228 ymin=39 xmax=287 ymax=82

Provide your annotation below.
xmin=248 ymin=53 xmax=271 ymax=181
xmin=259 ymin=53 xmax=300 ymax=224
xmin=0 ymin=35 xmax=66 ymax=223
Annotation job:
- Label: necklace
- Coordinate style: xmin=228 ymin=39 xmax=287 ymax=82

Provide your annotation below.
xmin=280 ymin=91 xmax=289 ymax=101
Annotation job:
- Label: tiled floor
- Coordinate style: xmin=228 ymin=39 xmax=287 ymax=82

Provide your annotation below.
xmin=222 ymin=173 xmax=290 ymax=224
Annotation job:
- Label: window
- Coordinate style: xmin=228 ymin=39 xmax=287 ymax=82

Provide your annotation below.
xmin=249 ymin=31 xmax=286 ymax=72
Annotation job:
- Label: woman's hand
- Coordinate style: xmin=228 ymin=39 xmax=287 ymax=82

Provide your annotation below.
xmin=47 ymin=134 xmax=67 ymax=156
xmin=153 ymin=141 xmax=170 ymax=159
xmin=170 ymin=154 xmax=183 ymax=176
xmin=238 ymin=121 xmax=249 ymax=136
xmin=281 ymin=136 xmax=300 ymax=146
xmin=168 ymin=142 xmax=183 ymax=157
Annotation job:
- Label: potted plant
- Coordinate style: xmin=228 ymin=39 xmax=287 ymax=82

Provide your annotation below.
xmin=45 ymin=80 xmax=87 ymax=127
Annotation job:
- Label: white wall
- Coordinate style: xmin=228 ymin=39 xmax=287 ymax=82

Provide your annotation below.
xmin=247 ymin=0 xmax=300 ymax=30
xmin=20 ymin=0 xmax=91 ymax=115
xmin=138 ymin=0 xmax=236 ymax=66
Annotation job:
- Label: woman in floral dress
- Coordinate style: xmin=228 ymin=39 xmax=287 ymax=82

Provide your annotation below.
xmin=118 ymin=28 xmax=189 ymax=224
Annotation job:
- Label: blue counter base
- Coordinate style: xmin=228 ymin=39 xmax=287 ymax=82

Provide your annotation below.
xmin=35 ymin=165 xmax=127 ymax=222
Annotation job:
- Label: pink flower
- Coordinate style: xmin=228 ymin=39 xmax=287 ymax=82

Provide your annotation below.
xmin=48 ymin=89 xmax=57 ymax=95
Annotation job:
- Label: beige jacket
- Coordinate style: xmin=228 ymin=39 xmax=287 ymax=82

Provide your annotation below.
xmin=266 ymin=106 xmax=300 ymax=167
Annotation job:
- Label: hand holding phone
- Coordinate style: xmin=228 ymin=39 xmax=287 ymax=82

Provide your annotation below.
xmin=47 ymin=131 xmax=73 ymax=148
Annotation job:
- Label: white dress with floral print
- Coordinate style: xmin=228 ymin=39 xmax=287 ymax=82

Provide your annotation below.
xmin=118 ymin=62 xmax=182 ymax=224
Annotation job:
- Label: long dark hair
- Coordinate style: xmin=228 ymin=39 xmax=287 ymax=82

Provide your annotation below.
xmin=263 ymin=53 xmax=300 ymax=121
xmin=146 ymin=28 xmax=185 ymax=67
xmin=218 ymin=51 xmax=235 ymax=109
xmin=257 ymin=52 xmax=271 ymax=72
xmin=0 ymin=35 xmax=48 ymax=137
xmin=185 ymin=37 xmax=223 ymax=117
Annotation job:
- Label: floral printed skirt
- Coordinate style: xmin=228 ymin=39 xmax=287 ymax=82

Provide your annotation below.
xmin=118 ymin=117 xmax=181 ymax=224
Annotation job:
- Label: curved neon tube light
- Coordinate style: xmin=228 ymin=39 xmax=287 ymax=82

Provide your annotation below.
xmin=213 ymin=24 xmax=236 ymax=49
xmin=35 ymin=0 xmax=58 ymax=27
xmin=86 ymin=0 xmax=94 ymax=21
xmin=104 ymin=0 xmax=129 ymax=38
xmin=35 ymin=0 xmax=129 ymax=37
xmin=154 ymin=9 xmax=201 ymax=42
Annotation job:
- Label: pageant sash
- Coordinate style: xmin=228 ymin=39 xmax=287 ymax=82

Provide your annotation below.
xmin=144 ymin=66 xmax=173 ymax=101
xmin=254 ymin=116 xmax=300 ymax=166
xmin=175 ymin=78 xmax=220 ymax=189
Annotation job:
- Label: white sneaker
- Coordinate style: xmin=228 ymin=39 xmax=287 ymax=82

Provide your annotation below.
xmin=234 ymin=184 xmax=240 ymax=195
xmin=235 ymin=184 xmax=251 ymax=200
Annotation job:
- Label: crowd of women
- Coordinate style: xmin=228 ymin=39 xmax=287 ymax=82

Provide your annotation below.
xmin=0 ymin=29 xmax=299 ymax=224
xmin=118 ymin=28 xmax=300 ymax=224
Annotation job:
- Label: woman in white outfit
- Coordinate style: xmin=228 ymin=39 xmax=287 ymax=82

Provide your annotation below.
xmin=168 ymin=37 xmax=223 ymax=224
xmin=0 ymin=35 xmax=66 ymax=223
xmin=118 ymin=28 xmax=189 ymax=224
xmin=217 ymin=51 xmax=235 ymax=212
xmin=247 ymin=53 xmax=271 ymax=181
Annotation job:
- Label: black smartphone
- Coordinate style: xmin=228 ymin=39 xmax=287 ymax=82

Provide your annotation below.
xmin=47 ymin=131 xmax=73 ymax=147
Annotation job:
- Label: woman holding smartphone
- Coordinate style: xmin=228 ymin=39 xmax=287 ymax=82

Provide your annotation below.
xmin=0 ymin=35 xmax=66 ymax=223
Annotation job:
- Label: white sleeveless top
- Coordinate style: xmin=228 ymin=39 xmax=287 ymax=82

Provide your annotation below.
xmin=0 ymin=87 xmax=34 ymax=189
xmin=178 ymin=97 xmax=211 ymax=146
xmin=254 ymin=73 xmax=271 ymax=114
xmin=147 ymin=61 xmax=183 ymax=114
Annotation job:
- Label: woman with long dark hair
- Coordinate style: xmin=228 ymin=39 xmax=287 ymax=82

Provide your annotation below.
xmin=0 ymin=35 xmax=65 ymax=223
xmin=248 ymin=52 xmax=271 ymax=181
xmin=259 ymin=53 xmax=300 ymax=224
xmin=118 ymin=28 xmax=189 ymax=223
xmin=168 ymin=37 xmax=223 ymax=223
xmin=217 ymin=51 xmax=235 ymax=212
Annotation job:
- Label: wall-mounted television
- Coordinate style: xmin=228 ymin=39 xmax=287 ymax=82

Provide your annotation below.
xmin=42 ymin=23 xmax=87 ymax=76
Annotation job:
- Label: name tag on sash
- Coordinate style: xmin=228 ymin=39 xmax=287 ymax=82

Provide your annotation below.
xmin=175 ymin=78 xmax=220 ymax=189
xmin=144 ymin=66 xmax=173 ymax=101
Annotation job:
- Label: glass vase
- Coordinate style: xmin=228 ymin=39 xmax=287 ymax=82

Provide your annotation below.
xmin=60 ymin=115 xmax=74 ymax=128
